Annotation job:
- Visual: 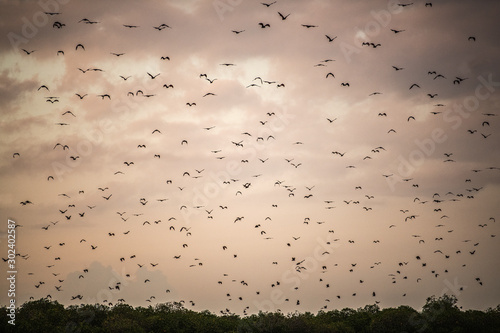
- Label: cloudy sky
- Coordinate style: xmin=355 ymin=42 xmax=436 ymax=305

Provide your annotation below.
xmin=1 ymin=0 xmax=499 ymax=315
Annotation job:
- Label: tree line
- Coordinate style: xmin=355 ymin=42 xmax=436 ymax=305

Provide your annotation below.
xmin=1 ymin=294 xmax=499 ymax=332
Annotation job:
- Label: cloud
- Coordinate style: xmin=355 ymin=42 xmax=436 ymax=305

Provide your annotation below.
xmin=1 ymin=0 xmax=499 ymax=315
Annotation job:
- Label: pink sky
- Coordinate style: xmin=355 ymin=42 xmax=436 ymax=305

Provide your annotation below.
xmin=1 ymin=0 xmax=499 ymax=315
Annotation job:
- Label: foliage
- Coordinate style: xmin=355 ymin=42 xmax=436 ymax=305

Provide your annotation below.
xmin=1 ymin=294 xmax=499 ymax=332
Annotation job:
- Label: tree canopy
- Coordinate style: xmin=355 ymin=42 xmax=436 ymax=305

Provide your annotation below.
xmin=1 ymin=295 xmax=499 ymax=332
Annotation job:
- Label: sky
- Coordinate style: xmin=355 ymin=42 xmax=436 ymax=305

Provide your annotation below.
xmin=1 ymin=0 xmax=500 ymax=316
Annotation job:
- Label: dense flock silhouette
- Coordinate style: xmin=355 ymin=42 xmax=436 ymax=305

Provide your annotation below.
xmin=3 ymin=0 xmax=499 ymax=317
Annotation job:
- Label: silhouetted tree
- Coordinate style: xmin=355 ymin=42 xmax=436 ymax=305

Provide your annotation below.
xmin=1 ymin=296 xmax=499 ymax=332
